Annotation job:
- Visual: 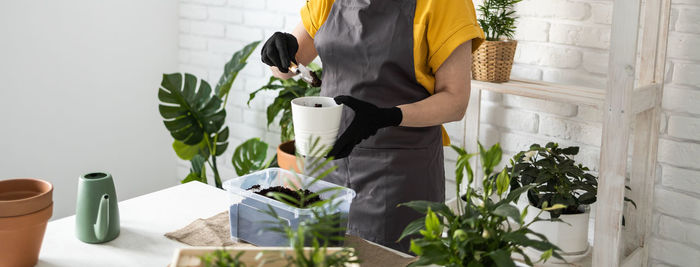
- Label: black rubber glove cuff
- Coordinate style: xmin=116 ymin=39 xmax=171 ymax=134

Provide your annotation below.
xmin=379 ymin=106 xmax=403 ymax=128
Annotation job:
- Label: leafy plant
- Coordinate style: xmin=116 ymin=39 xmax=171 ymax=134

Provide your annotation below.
xmin=264 ymin=139 xmax=357 ymax=266
xmin=508 ymin=142 xmax=637 ymax=219
xmin=399 ymin=143 xmax=563 ymax=267
xmin=201 ymin=249 xmax=247 ymax=267
xmin=477 ymin=0 xmax=522 ymax=41
xmin=264 ymin=137 xmax=341 ymax=209
xmin=158 ymin=41 xmax=259 ymax=188
xmin=232 ymin=138 xmax=274 ymax=176
xmin=247 ymin=64 xmax=322 ymax=142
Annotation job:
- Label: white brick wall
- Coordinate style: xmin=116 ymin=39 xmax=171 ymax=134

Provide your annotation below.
xmin=179 ymin=0 xmax=700 ymax=265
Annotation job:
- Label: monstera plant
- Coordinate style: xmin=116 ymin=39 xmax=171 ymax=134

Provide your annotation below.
xmin=158 ymin=41 xmax=259 ymax=188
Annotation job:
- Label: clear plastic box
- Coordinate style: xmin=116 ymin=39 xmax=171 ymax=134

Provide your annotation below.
xmin=223 ymin=168 xmax=356 ymax=246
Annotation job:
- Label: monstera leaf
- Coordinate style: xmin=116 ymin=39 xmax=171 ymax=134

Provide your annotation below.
xmin=215 ymin=41 xmax=260 ymax=99
xmin=158 ymin=73 xmax=226 ymax=145
xmin=232 ymin=138 xmax=269 ymax=176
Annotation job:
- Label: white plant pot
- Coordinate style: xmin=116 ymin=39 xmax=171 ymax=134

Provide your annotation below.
xmin=291 ymin=96 xmax=343 ymax=156
xmin=516 ymin=195 xmax=591 ymax=263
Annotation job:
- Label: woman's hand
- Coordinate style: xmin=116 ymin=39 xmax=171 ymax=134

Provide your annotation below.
xmin=327 ymin=96 xmax=403 ymax=159
xmin=397 ymin=40 xmax=472 ymax=127
xmin=266 ymin=23 xmax=319 ymax=80
xmin=261 ymin=32 xmax=298 ymax=73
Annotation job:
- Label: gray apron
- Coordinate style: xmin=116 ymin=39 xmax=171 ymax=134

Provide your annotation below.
xmin=314 ymin=0 xmax=445 ymax=253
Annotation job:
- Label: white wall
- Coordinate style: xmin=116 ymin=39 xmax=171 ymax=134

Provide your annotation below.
xmin=179 ymin=0 xmax=700 ymax=265
xmin=0 ymin=0 xmax=180 ymax=219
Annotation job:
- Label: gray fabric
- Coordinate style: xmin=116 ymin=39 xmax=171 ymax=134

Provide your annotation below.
xmin=314 ymin=0 xmax=445 ymax=253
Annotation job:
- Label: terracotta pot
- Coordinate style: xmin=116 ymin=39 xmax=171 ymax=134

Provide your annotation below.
xmin=277 ymin=140 xmax=301 ymax=173
xmin=0 ymin=178 xmax=54 ymax=267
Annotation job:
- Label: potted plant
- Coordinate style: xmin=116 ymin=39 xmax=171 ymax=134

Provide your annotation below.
xmin=247 ymin=64 xmax=322 ymax=172
xmin=0 ymin=178 xmax=53 ymax=267
xmin=507 ymin=143 xmax=635 ymax=262
xmin=172 ymin=140 xmax=358 ymax=267
xmin=399 ymin=143 xmax=563 ymax=267
xmin=472 ymin=0 xmax=521 ymax=82
xmin=157 ymin=41 xmax=259 ymax=188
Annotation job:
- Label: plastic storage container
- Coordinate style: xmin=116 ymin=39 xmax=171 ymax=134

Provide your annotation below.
xmin=223 ymin=168 xmax=356 ymax=246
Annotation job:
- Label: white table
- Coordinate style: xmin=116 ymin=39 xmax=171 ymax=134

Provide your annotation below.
xmin=38 ymin=182 xmax=233 ymax=267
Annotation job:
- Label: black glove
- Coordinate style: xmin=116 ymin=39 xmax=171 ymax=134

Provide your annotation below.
xmin=327 ymin=96 xmax=403 ymax=159
xmin=261 ymin=32 xmax=298 ymax=73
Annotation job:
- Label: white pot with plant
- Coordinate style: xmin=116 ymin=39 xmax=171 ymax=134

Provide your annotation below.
xmin=473 ymin=0 xmax=520 ymax=82
xmin=507 ymin=143 xmax=636 ymax=263
xmin=246 ymin=64 xmax=323 ymax=171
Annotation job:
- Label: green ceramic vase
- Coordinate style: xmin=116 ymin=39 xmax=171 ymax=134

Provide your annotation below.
xmin=75 ymin=172 xmax=120 ymax=243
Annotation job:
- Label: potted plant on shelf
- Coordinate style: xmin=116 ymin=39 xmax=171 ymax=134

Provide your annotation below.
xmin=247 ymin=64 xmax=322 ymax=172
xmin=157 ymin=41 xmax=259 ymax=188
xmin=399 ymin=143 xmax=563 ymax=267
xmin=473 ymin=0 xmax=521 ymax=82
xmin=507 ymin=142 xmax=636 ymax=262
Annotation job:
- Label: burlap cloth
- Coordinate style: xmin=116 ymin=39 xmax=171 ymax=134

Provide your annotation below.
xmin=165 ymin=211 xmax=416 ymax=267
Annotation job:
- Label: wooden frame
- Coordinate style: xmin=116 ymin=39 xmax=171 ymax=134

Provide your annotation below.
xmin=460 ymin=0 xmax=671 ymax=265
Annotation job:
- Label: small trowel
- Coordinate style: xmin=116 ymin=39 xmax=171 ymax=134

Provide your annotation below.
xmin=289 ymin=62 xmax=322 ymax=87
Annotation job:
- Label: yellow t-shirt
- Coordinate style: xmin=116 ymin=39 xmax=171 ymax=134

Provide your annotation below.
xmin=301 ymin=0 xmax=485 ymax=145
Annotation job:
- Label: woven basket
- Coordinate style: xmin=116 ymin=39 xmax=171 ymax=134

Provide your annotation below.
xmin=472 ymin=40 xmax=518 ymax=83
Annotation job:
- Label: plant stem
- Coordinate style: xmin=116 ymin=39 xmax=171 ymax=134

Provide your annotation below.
xmin=203 ymin=134 xmax=223 ymax=188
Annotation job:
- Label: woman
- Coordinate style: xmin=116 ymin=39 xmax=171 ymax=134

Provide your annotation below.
xmin=261 ymin=0 xmax=484 ymax=253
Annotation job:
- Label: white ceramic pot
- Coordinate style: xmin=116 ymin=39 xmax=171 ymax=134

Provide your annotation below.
xmin=291 ymin=96 xmax=343 ymax=156
xmin=515 ymin=195 xmax=590 ymax=264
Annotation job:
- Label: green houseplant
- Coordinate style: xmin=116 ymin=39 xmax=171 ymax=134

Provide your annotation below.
xmin=399 ymin=143 xmax=563 ymax=267
xmin=472 ymin=0 xmax=521 ymax=82
xmin=507 ymin=142 xmax=636 ymax=259
xmin=158 ymin=41 xmax=259 ymax=188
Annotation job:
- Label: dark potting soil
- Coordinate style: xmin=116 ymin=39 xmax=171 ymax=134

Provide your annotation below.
xmin=314 ymin=103 xmax=323 ymax=107
xmin=246 ymin=185 xmax=322 ymax=208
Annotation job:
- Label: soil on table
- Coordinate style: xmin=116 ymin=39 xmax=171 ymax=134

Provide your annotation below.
xmin=246 ymin=185 xmax=322 ymax=208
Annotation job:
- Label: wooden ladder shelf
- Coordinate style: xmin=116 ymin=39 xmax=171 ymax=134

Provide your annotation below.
xmin=462 ymin=0 xmax=672 ymax=265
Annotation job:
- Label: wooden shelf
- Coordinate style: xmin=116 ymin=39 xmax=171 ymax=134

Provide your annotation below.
xmin=471 ymin=79 xmax=606 ymax=108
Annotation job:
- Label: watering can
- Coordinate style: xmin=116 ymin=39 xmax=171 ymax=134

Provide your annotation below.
xmin=75 ymin=172 xmax=120 ymax=243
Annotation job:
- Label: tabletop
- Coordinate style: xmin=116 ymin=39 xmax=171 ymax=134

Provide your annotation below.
xmin=37 ymin=182 xmax=237 ymax=267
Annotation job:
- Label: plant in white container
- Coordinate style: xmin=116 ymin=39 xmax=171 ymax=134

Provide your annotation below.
xmin=507 ymin=143 xmax=635 ymax=262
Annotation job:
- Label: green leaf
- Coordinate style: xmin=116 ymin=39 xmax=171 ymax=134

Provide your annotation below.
xmin=493 ymin=203 xmax=521 ymax=223
xmin=158 ymin=73 xmax=226 ymax=145
xmin=488 ymin=249 xmax=516 ymax=267
xmin=213 ymin=127 xmax=229 ymax=157
xmin=172 ymin=139 xmax=208 ymax=160
xmin=424 ymin=207 xmax=442 ymax=238
xmin=496 ymin=168 xmax=510 ymax=196
xmin=543 ymin=204 xmax=567 ymax=211
xmin=181 ymin=172 xmax=200 ymax=184
xmin=232 ymin=138 xmax=269 ymax=176
xmin=540 ymin=249 xmax=553 ymax=262
xmin=182 ymin=154 xmax=207 ymax=184
xmin=215 ymin=41 xmax=260 ymax=99
xmin=479 ymin=142 xmax=502 ymax=176
xmin=578 ymin=192 xmax=597 ymax=205
xmin=560 ymin=146 xmax=580 ymax=155
xmin=398 ymin=217 xmax=425 ymax=241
